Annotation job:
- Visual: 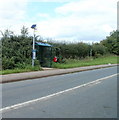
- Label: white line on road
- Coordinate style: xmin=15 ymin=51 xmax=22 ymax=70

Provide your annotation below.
xmin=1 ymin=73 xmax=118 ymax=113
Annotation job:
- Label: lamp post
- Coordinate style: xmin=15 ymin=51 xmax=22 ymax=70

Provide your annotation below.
xmin=31 ymin=24 xmax=37 ymax=67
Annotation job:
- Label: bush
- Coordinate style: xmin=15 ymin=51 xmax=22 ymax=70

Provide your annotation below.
xmin=92 ymin=43 xmax=107 ymax=57
xmin=1 ymin=28 xmax=32 ymax=70
xmin=2 ymin=57 xmax=15 ymax=69
xmin=57 ymin=42 xmax=91 ymax=59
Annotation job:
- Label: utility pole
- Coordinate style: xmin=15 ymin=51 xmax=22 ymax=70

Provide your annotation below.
xmin=31 ymin=24 xmax=37 ymax=67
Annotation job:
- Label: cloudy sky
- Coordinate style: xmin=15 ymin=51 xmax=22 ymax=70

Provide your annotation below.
xmin=0 ymin=0 xmax=118 ymax=43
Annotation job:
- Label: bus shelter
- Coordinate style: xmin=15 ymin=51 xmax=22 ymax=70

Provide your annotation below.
xmin=35 ymin=42 xmax=53 ymax=67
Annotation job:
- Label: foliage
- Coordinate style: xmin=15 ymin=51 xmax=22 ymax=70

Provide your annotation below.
xmin=100 ymin=30 xmax=119 ymax=55
xmin=51 ymin=42 xmax=107 ymax=60
xmin=1 ymin=27 xmax=40 ymax=70
xmin=1 ymin=27 xmax=117 ymax=70
xmin=92 ymin=43 xmax=107 ymax=58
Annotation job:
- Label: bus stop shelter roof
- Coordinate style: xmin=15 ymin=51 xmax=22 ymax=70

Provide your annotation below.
xmin=35 ymin=42 xmax=52 ymax=47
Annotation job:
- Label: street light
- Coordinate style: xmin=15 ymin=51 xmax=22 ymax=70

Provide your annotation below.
xmin=31 ymin=24 xmax=37 ymax=67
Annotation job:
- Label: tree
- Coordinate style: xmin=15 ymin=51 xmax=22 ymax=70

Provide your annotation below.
xmin=0 ymin=29 xmax=14 ymax=38
xmin=100 ymin=30 xmax=119 ymax=55
xmin=21 ymin=26 xmax=28 ymax=37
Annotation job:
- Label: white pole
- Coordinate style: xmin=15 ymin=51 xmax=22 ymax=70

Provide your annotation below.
xmin=32 ymin=29 xmax=35 ymax=67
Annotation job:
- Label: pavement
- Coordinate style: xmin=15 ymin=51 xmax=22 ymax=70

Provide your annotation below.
xmin=0 ymin=64 xmax=118 ymax=83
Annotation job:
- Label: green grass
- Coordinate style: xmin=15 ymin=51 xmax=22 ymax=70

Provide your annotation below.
xmin=52 ymin=54 xmax=118 ymax=69
xmin=0 ymin=65 xmax=42 ymax=75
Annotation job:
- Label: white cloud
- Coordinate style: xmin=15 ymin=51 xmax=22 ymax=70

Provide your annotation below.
xmin=55 ymin=0 xmax=117 ymax=15
xmin=28 ymin=0 xmax=79 ymax=3
xmin=0 ymin=0 xmax=27 ymax=19
xmin=37 ymin=13 xmax=50 ymax=18
xmin=117 ymin=1 xmax=119 ymax=30
xmin=0 ymin=0 xmax=28 ymax=35
xmin=0 ymin=0 xmax=117 ymax=42
xmin=36 ymin=0 xmax=117 ymax=42
xmin=102 ymin=25 xmax=114 ymax=33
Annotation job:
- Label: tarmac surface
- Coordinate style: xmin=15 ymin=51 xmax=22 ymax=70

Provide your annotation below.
xmin=1 ymin=64 xmax=118 ymax=83
xmin=2 ymin=66 xmax=117 ymax=118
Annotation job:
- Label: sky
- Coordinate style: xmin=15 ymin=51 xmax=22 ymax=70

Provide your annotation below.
xmin=0 ymin=0 xmax=118 ymax=43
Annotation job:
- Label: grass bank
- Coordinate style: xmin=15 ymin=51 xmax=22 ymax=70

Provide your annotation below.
xmin=53 ymin=55 xmax=118 ymax=69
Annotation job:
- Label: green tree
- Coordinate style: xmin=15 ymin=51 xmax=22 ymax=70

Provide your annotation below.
xmin=21 ymin=26 xmax=28 ymax=37
xmin=100 ymin=30 xmax=119 ymax=55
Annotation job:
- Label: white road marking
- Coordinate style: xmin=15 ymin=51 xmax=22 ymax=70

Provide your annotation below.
xmin=88 ymin=81 xmax=102 ymax=86
xmin=0 ymin=73 xmax=118 ymax=113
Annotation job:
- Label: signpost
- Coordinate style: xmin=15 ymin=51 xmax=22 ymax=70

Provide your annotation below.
xmin=31 ymin=24 xmax=37 ymax=67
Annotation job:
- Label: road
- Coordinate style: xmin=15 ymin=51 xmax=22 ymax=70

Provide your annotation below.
xmin=1 ymin=66 xmax=118 ymax=118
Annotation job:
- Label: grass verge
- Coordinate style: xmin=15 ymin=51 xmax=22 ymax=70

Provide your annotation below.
xmin=0 ymin=65 xmax=42 ymax=75
xmin=52 ymin=55 xmax=118 ymax=69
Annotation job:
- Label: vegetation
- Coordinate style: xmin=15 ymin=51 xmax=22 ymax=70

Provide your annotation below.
xmin=1 ymin=26 xmax=118 ymax=74
xmin=100 ymin=30 xmax=119 ymax=55
xmin=0 ymin=65 xmax=42 ymax=75
xmin=52 ymin=54 xmax=118 ymax=69
xmin=1 ymin=27 xmax=41 ymax=70
xmin=51 ymin=30 xmax=118 ymax=60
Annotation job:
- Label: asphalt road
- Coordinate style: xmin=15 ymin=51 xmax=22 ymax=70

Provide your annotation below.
xmin=2 ymin=66 xmax=118 ymax=118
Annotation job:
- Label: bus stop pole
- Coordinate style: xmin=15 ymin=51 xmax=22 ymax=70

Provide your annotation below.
xmin=32 ymin=29 xmax=36 ymax=67
xmin=31 ymin=24 xmax=37 ymax=67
